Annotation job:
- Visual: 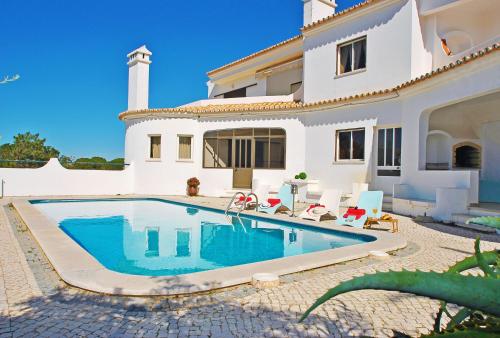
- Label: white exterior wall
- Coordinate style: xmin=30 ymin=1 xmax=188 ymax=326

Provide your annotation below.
xmin=303 ymin=97 xmax=403 ymax=195
xmin=0 ymin=159 xmax=133 ymax=197
xmin=124 ymin=117 xmax=200 ymax=195
xmin=303 ymin=0 xmax=415 ymax=103
xmin=420 ymin=0 xmax=500 ymax=69
xmin=266 ymin=67 xmax=303 ymax=96
xmin=410 ymin=0 xmax=433 ymax=78
xmin=395 ymin=52 xmax=499 ymax=208
xmin=124 ymin=116 xmax=306 ymax=196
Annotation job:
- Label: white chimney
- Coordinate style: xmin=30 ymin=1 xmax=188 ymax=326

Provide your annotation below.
xmin=303 ymin=0 xmax=336 ymax=26
xmin=127 ymin=45 xmax=152 ymax=111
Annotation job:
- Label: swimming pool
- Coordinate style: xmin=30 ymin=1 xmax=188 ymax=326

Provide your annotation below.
xmin=31 ymin=198 xmax=375 ymax=276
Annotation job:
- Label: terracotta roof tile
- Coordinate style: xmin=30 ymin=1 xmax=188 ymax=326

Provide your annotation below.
xmin=120 ymin=43 xmax=499 ymax=120
xmin=302 ymin=0 xmax=386 ymax=33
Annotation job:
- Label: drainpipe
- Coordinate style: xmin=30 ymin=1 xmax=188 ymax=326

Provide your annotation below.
xmin=0 ymin=179 xmax=4 ymax=199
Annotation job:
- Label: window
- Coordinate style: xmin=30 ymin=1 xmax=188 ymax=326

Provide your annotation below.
xmin=254 ymin=138 xmax=269 ymax=168
xmin=337 ymin=37 xmax=366 ymax=75
xmin=336 ymin=128 xmax=365 ymax=161
xmin=204 ymin=135 xmax=233 ymax=168
xmin=178 ymin=135 xmax=193 ymax=160
xmin=377 ymin=127 xmax=402 ymax=176
xmin=202 ymin=128 xmax=286 ymax=169
xmin=269 ymin=138 xmax=285 ymax=168
xmin=149 ymin=135 xmax=161 ymax=159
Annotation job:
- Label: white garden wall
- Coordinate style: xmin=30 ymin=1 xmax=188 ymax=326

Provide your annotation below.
xmin=0 ymin=158 xmax=133 ymax=197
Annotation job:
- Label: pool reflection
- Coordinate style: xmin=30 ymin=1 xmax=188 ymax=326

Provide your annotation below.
xmin=38 ymin=199 xmax=370 ymax=276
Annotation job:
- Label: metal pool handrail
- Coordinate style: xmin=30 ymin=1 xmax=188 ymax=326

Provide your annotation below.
xmin=245 ymin=192 xmax=259 ymax=213
xmin=225 ymin=192 xmax=247 ymax=216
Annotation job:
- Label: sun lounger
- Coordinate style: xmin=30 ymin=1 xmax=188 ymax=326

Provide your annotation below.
xmin=227 ymin=184 xmax=271 ymax=212
xmin=259 ymin=184 xmax=293 ymax=214
xmin=246 ymin=184 xmax=270 ymax=209
xmin=338 ymin=191 xmax=383 ymax=228
xmin=299 ymin=189 xmax=342 ymax=221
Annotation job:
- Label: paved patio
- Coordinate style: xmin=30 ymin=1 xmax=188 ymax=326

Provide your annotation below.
xmin=0 ymin=197 xmax=498 ymax=337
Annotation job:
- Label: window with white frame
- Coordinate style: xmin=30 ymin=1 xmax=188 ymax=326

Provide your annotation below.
xmin=178 ymin=135 xmax=193 ymax=160
xmin=148 ymin=135 xmax=161 ymax=159
xmin=336 ymin=128 xmax=365 ymax=161
xmin=337 ymin=36 xmax=366 ymax=75
xmin=377 ymin=127 xmax=402 ymax=176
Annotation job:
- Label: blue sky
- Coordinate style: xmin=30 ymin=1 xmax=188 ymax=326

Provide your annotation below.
xmin=0 ymin=0 xmax=361 ymax=159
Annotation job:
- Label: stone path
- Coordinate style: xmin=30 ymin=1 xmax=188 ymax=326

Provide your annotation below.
xmin=0 ymin=198 xmax=498 ymax=337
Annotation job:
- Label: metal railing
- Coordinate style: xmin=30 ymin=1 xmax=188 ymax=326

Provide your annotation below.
xmin=0 ymin=159 xmax=49 ymax=168
xmin=246 ymin=192 xmax=259 ymax=212
xmin=225 ymin=192 xmax=246 ymax=216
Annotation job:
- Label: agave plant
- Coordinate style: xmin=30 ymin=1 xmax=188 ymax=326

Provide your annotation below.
xmin=467 ymin=216 xmax=500 ymax=230
xmin=300 ymin=238 xmax=499 ymax=337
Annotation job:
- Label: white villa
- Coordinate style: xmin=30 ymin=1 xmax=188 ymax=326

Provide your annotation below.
xmin=1 ymin=0 xmax=499 ymax=222
xmin=121 ymin=0 xmax=500 ymax=221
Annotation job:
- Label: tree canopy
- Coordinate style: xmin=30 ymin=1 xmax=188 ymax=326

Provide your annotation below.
xmin=0 ymin=132 xmax=124 ymax=170
xmin=0 ymin=132 xmax=60 ymax=167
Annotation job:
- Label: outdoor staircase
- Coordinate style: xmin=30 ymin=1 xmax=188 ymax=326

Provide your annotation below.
xmin=451 ymin=204 xmax=500 ymax=234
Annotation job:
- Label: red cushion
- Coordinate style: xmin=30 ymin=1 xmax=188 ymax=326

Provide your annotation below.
xmin=267 ymin=198 xmax=281 ymax=207
xmin=307 ymin=204 xmax=325 ymax=213
xmin=238 ymin=196 xmax=253 ymax=202
xmin=343 ymin=207 xmax=366 ymax=220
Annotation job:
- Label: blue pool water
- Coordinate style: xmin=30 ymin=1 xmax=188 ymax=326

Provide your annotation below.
xmin=31 ymin=198 xmax=375 ymax=276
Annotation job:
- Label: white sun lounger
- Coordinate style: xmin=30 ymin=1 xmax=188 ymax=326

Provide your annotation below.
xmin=228 ymin=184 xmax=271 ymax=210
xmin=299 ymin=189 xmax=342 ymax=221
xmin=248 ymin=184 xmax=270 ymax=209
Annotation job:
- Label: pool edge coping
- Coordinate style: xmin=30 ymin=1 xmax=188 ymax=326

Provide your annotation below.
xmin=12 ymin=195 xmax=407 ymax=296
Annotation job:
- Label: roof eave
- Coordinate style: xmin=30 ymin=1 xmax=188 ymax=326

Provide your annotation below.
xmin=120 ymin=43 xmax=499 ymax=120
xmin=206 ymin=35 xmax=303 ymax=78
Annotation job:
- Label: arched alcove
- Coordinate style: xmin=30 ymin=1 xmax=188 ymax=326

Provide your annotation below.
xmin=453 ymin=142 xmax=481 ymax=169
xmin=426 ymin=131 xmax=452 ymax=170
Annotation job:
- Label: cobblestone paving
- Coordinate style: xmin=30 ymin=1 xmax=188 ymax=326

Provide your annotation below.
xmin=0 ymin=198 xmax=498 ymax=338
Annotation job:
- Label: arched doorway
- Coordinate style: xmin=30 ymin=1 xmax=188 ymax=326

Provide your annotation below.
xmin=453 ymin=143 xmax=481 ymax=169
